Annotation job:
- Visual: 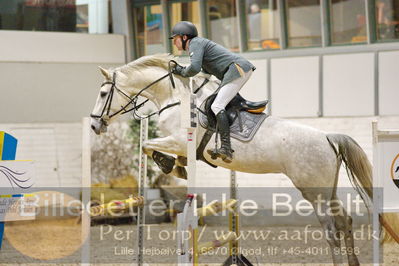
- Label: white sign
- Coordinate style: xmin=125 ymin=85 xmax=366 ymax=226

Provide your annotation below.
xmin=372 ymin=121 xmax=399 ymax=263
xmin=0 ymin=160 xmax=36 ymax=221
xmin=372 ymin=122 xmax=399 ymax=212
xmin=391 ymin=154 xmax=399 ymax=185
xmin=0 ymin=161 xmax=35 ymax=189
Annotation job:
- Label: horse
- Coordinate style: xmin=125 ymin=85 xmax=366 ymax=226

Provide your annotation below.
xmin=90 ymin=53 xmax=394 ymax=265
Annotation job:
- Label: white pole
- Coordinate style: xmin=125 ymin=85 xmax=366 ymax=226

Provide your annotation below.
xmin=180 ymin=80 xmax=197 ymax=193
xmin=371 ymin=121 xmax=379 ymax=266
xmin=372 ymin=121 xmax=384 ymax=266
xmin=229 ymin=170 xmax=238 ymax=261
xmin=88 ymin=0 xmax=109 ymax=34
xmin=81 ymin=117 xmax=91 ymax=265
xmin=187 ymin=96 xmax=197 ymax=193
xmin=177 ymin=80 xmax=199 ymax=265
xmin=136 ymin=119 xmax=148 ymax=266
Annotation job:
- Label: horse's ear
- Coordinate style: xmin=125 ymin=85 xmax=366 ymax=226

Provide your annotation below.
xmin=99 ymin=66 xmax=111 ymax=79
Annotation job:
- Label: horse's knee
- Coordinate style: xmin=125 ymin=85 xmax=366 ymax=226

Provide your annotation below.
xmin=334 ymin=214 xmax=346 ymax=230
xmin=336 ymin=215 xmax=353 ymax=232
xmin=346 ymin=215 xmax=353 ymax=226
xmin=345 ymin=216 xmax=354 ymax=234
xmin=142 ymin=143 xmax=152 ymax=156
xmin=319 ymin=217 xmax=341 ymax=245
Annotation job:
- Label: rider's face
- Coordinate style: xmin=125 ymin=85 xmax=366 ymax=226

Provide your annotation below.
xmin=173 ymin=36 xmax=186 ymax=51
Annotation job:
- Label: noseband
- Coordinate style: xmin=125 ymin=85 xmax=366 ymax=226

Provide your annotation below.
xmin=90 ymin=61 xmax=179 ymax=122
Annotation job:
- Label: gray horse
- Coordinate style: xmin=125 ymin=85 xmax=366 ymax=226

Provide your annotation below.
xmin=90 ymin=54 xmax=387 ymax=265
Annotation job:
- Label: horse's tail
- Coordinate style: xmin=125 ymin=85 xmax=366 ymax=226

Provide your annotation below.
xmin=326 ymin=134 xmax=372 ymax=200
xmin=326 ymin=133 xmax=399 ymax=243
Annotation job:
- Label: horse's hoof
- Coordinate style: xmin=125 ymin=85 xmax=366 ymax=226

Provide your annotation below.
xmin=175 ymin=166 xmax=187 ymax=179
xmin=177 ymin=156 xmax=187 ymax=166
xmin=152 ymin=151 xmax=175 ymax=174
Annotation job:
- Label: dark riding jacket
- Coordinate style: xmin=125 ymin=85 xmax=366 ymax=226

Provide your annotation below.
xmin=174 ymin=37 xmax=255 ymax=87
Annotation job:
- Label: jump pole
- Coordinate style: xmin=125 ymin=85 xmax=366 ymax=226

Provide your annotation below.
xmin=223 ymin=170 xmax=253 ymax=266
xmin=136 ymin=118 xmax=148 ymax=266
xmin=177 ymin=80 xmax=199 ymax=265
xmin=81 ymin=117 xmax=91 ymax=265
xmin=176 ymin=78 xmax=253 ymax=265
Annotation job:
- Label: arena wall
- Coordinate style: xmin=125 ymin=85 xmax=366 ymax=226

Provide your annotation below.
xmin=0 ymin=31 xmax=125 ymax=198
xmin=240 ymin=52 xmax=399 ymax=118
xmin=0 ymin=31 xmax=125 ymax=123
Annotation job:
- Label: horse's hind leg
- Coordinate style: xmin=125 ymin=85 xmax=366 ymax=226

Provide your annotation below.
xmin=170 ymin=165 xmax=187 ymax=179
xmin=303 ymin=190 xmax=344 ymax=265
xmin=332 ymin=194 xmax=360 ymax=266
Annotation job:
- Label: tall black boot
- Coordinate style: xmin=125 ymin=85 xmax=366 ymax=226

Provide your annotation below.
xmin=208 ymin=110 xmax=234 ymax=163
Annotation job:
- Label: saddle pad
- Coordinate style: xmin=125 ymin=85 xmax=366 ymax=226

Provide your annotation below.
xmin=198 ymin=110 xmax=268 ymax=142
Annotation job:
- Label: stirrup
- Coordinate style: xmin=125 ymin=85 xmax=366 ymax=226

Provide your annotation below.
xmin=207 ymin=148 xmax=219 ymax=160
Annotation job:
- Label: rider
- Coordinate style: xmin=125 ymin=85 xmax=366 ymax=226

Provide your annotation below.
xmin=170 ymin=21 xmax=255 ymax=163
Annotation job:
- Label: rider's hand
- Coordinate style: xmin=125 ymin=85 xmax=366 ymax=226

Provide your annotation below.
xmin=172 ymin=63 xmax=184 ymax=75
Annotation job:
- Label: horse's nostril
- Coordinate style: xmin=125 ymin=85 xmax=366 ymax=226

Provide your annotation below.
xmin=91 ymin=125 xmax=95 ymax=130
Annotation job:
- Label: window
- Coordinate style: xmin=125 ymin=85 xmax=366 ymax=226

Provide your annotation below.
xmin=169 ymin=1 xmax=200 ymax=55
xmin=0 ymin=0 xmax=77 ymax=32
xmin=376 ymin=0 xmax=399 ymax=40
xmin=245 ymin=0 xmax=280 ymax=50
xmin=286 ymin=0 xmax=322 ymax=48
xmin=76 ymin=2 xmax=89 ymax=33
xmin=206 ymin=0 xmax=239 ymax=51
xmin=135 ymin=4 xmax=165 ymax=57
xmin=330 ymin=0 xmax=367 ymax=44
xmin=0 ymin=0 xmax=111 ymax=33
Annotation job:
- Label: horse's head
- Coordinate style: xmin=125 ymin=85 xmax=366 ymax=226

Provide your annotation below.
xmin=90 ymin=67 xmax=128 ymax=135
xmin=90 ymin=54 xmax=180 ymax=135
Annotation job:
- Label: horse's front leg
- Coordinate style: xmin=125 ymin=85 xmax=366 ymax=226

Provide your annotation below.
xmin=143 ymin=136 xmax=187 ymax=179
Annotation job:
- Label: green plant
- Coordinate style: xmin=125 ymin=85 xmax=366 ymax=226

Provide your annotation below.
xmin=91 ymin=122 xmax=136 ymax=184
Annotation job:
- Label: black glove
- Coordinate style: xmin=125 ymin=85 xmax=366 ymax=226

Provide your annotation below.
xmin=172 ymin=64 xmax=184 ymax=75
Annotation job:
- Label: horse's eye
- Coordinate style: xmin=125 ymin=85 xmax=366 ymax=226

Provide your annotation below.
xmin=100 ymin=91 xmax=107 ymax=98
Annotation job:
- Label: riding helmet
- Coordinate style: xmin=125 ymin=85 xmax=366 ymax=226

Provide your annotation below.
xmin=169 ymin=21 xmax=198 ymax=39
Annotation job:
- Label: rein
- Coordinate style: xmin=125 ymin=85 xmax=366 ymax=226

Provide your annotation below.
xmin=90 ymin=70 xmax=171 ymax=122
xmin=90 ymin=60 xmax=209 ymax=122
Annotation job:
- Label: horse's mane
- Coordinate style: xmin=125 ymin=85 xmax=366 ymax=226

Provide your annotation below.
xmin=117 ymin=53 xmax=175 ymax=76
xmin=115 ymin=53 xmax=220 ymax=92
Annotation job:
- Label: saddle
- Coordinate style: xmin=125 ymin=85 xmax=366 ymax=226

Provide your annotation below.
xmin=197 ymin=93 xmax=269 ymax=167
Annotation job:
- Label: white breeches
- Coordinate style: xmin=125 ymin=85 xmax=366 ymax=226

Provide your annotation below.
xmin=211 ymin=69 xmax=253 ymax=115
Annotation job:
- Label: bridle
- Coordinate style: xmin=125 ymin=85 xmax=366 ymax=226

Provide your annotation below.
xmin=90 ymin=61 xmax=179 ymax=123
